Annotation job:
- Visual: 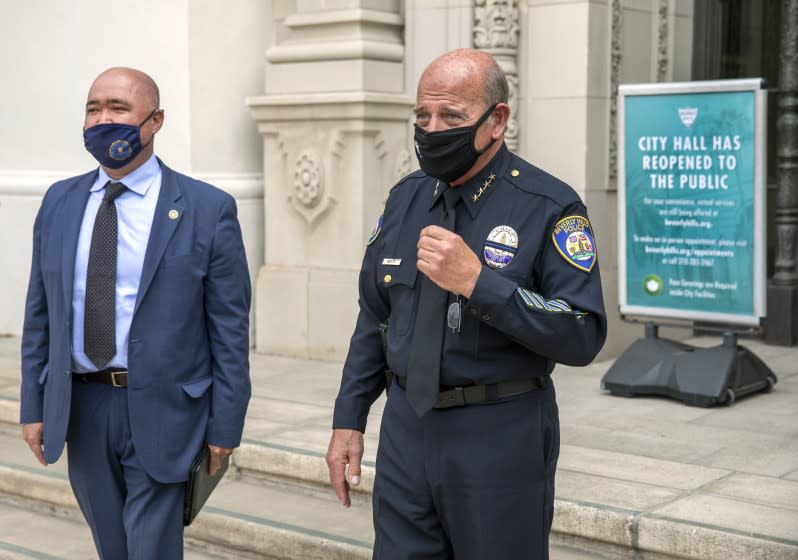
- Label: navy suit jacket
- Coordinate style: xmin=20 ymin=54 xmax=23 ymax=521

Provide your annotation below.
xmin=20 ymin=160 xmax=252 ymax=483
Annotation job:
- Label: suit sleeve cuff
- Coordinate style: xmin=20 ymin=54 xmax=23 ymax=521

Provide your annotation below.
xmin=332 ymin=397 xmax=370 ymax=433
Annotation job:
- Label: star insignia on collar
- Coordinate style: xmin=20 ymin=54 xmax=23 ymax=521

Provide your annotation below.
xmin=472 ymin=173 xmax=497 ymax=203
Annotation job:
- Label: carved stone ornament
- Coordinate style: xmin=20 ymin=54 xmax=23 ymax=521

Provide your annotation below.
xmin=395 ymin=149 xmax=413 ymax=182
xmin=473 ymin=0 xmax=520 ymax=150
xmin=609 ymin=0 xmax=623 ymax=187
xmin=289 ymin=150 xmax=335 ymax=224
xmin=473 ymin=0 xmax=520 ymax=49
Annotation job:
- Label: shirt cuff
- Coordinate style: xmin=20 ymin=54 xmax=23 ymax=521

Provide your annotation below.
xmin=464 ymin=266 xmax=517 ymax=324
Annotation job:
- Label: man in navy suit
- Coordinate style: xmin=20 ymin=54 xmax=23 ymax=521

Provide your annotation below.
xmin=20 ymin=67 xmax=252 ymax=559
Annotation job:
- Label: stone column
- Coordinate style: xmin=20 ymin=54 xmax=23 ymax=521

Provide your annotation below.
xmin=247 ymin=3 xmax=414 ymax=360
xmin=767 ymin=0 xmax=798 ymax=345
xmin=473 ymin=0 xmax=521 ymax=151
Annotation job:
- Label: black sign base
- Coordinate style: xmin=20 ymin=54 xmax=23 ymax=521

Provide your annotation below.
xmin=601 ymin=325 xmax=777 ymax=407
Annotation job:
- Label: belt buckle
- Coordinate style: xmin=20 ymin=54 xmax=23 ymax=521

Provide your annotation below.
xmin=110 ymin=370 xmax=127 ymax=387
xmin=435 ymin=387 xmax=466 ymax=409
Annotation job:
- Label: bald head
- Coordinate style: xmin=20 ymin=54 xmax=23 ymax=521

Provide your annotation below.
xmin=418 ymin=49 xmax=508 ymax=108
xmin=84 ymin=67 xmax=164 ymax=178
xmin=89 ymin=67 xmax=160 ymax=110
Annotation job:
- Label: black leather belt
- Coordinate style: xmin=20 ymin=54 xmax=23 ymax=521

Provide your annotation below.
xmin=395 ymin=376 xmax=546 ymax=409
xmin=76 ymin=368 xmax=128 ymax=388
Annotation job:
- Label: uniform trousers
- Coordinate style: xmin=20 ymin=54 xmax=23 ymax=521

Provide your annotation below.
xmin=372 ymin=377 xmax=560 ymax=560
xmin=66 ymin=380 xmax=185 ymax=560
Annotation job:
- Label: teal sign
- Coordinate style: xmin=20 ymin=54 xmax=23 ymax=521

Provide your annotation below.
xmin=619 ymin=81 xmax=766 ymax=326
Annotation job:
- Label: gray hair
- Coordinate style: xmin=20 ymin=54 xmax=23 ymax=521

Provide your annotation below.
xmin=484 ymin=63 xmax=509 ymax=106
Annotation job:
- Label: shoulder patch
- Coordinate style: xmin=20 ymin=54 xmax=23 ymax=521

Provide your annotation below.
xmin=552 ymin=215 xmax=596 ymax=272
xmin=367 ymin=214 xmax=383 ymax=246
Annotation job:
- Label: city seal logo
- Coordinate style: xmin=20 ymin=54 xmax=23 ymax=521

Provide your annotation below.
xmin=367 ymin=214 xmax=383 ymax=246
xmin=483 ymin=225 xmax=518 ymax=269
xmin=678 ymin=107 xmax=698 ymax=128
xmin=109 ymin=139 xmax=133 ymax=161
xmin=552 ymin=215 xmax=596 ymax=272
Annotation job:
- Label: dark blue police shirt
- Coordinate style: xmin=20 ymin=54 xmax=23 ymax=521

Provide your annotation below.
xmin=333 ymin=143 xmax=607 ymax=431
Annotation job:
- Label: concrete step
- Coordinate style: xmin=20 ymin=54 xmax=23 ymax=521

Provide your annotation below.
xmin=0 ymin=428 xmax=626 ymax=559
xmin=0 ymin=428 xmax=374 ymax=559
xmin=4 ymin=367 xmax=798 ymax=560
xmin=0 ymin=499 xmax=219 ymax=560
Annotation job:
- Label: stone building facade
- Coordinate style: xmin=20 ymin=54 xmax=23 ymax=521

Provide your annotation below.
xmin=0 ymin=1 xmax=714 ymax=361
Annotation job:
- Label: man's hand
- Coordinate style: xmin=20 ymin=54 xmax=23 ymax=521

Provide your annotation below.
xmin=417 ymin=225 xmax=482 ymax=297
xmin=207 ymin=444 xmax=234 ymax=476
xmin=325 ymin=429 xmax=364 ymax=508
xmin=22 ymin=422 xmax=47 ymax=466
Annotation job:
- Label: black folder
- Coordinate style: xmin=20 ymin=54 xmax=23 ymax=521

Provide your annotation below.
xmin=183 ymin=446 xmax=230 ymax=526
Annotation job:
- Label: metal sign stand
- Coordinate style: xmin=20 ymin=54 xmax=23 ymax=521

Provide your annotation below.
xmin=601 ymin=324 xmax=777 ymax=406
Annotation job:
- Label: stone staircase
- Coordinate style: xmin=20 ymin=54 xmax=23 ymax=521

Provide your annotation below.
xmin=3 ymin=340 xmax=797 ymax=560
xmin=0 ymin=391 xmax=617 ymax=560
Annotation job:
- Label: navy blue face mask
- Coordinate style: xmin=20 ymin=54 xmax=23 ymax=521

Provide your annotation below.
xmin=83 ymin=109 xmax=157 ymax=169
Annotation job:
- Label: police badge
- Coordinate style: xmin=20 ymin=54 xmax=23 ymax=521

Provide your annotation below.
xmin=552 ymin=215 xmax=596 ymax=272
xmin=483 ymin=225 xmax=518 ymax=269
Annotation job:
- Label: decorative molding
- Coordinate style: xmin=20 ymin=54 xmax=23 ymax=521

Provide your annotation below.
xmin=289 ymin=150 xmax=334 ymax=225
xmin=608 ymin=0 xmax=623 ymax=189
xmin=193 ymin=173 xmax=264 ymax=200
xmin=374 ymin=132 xmax=389 ymax=161
xmin=656 ymin=0 xmax=669 ymax=82
xmin=473 ymin=0 xmax=521 ymax=151
xmin=247 ymin=92 xmax=414 ymax=124
xmin=0 ymin=171 xmax=263 ymax=200
xmin=268 ymin=41 xmax=404 ymax=64
xmin=266 ymin=9 xmax=404 ymax=64
xmin=395 ymin=150 xmax=413 ymax=182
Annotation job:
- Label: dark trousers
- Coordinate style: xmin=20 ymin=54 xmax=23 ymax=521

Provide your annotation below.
xmin=66 ymin=381 xmax=185 ymax=560
xmin=372 ymin=378 xmax=560 ymax=560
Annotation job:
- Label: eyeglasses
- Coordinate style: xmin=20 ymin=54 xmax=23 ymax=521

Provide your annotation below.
xmin=447 ymin=296 xmax=461 ymax=334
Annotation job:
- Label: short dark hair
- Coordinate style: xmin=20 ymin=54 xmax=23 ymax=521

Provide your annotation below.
xmin=484 ymin=63 xmax=509 ymax=106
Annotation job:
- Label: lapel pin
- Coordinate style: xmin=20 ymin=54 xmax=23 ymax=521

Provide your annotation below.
xmin=168 ymin=209 xmax=179 ymax=220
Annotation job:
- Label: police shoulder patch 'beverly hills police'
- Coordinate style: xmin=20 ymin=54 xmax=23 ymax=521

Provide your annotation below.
xmin=552 ymin=215 xmax=596 ymax=272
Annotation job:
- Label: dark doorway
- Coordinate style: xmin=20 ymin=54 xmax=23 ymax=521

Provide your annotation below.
xmin=692 ymin=0 xmax=781 ymax=276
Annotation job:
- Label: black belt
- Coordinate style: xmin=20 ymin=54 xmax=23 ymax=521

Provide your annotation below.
xmin=395 ymin=376 xmax=546 ymax=409
xmin=76 ymin=368 xmax=128 ymax=388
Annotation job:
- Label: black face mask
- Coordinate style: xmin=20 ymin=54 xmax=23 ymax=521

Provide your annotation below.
xmin=413 ymin=104 xmax=497 ymax=183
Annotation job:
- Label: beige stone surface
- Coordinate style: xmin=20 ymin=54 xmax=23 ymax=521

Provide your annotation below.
xmin=650 ymin=493 xmax=798 ymax=542
xmin=556 ymin=469 xmax=682 ymax=511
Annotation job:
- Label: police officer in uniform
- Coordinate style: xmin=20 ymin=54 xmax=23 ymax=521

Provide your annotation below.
xmin=326 ymin=48 xmax=607 ymax=559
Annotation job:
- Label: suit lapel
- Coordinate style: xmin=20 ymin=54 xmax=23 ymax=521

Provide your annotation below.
xmin=134 ymin=162 xmax=185 ymax=315
xmin=61 ymin=172 xmax=97 ymax=311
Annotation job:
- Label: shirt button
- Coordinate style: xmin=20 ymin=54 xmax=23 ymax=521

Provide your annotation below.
xmin=384 ymin=274 xmax=392 ymax=284
xmin=471 ymin=309 xmax=479 ymax=316
xmin=482 ymin=314 xmax=491 ymax=321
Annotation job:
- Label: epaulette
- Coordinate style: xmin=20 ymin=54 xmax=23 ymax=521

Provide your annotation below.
xmin=503 ymin=155 xmax=583 ymax=209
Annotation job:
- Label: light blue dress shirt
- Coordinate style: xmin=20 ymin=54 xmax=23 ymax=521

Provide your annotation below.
xmin=71 ymin=155 xmax=162 ymax=372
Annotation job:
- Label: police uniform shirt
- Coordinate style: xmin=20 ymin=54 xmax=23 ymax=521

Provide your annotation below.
xmin=334 ymin=143 xmax=608 ymax=431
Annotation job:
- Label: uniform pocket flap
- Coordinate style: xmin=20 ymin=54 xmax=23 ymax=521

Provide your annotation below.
xmin=379 ymin=258 xmax=418 ymax=288
xmin=181 ymin=376 xmax=213 ymax=398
